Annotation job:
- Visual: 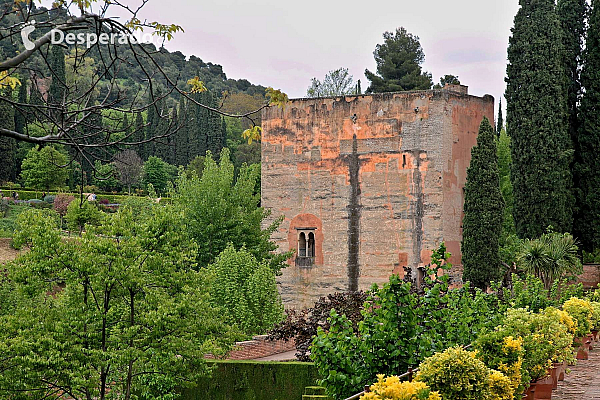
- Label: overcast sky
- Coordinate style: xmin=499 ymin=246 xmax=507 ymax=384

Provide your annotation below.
xmin=116 ymin=0 xmax=521 ymax=110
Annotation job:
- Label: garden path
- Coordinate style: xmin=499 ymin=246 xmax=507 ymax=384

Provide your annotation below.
xmin=553 ymin=344 xmax=600 ymax=399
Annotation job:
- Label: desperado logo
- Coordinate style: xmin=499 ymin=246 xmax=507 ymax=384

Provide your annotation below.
xmin=21 ymin=20 xmax=36 ymax=51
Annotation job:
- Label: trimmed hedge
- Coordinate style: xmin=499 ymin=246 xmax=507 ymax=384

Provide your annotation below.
xmin=181 ymin=360 xmax=319 ymax=400
xmin=1 ymin=190 xmax=142 ymax=204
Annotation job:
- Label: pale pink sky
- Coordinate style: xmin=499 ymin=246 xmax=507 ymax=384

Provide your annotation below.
xmin=51 ymin=0 xmax=522 ymax=111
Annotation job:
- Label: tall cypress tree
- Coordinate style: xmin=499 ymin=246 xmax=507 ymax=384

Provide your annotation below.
xmin=48 ymin=45 xmax=65 ymax=119
xmin=496 ymin=98 xmax=503 ymax=135
xmin=574 ymin=0 xmax=600 ymax=252
xmin=168 ymin=107 xmax=178 ymax=165
xmin=506 ymin=0 xmax=573 ymax=239
xmin=0 ymin=89 xmax=17 ymax=182
xmin=461 ymin=117 xmax=504 ymax=289
xmin=133 ymin=112 xmax=146 ymax=158
xmin=221 ymin=117 xmax=227 ymax=152
xmin=175 ymin=95 xmax=189 ymax=166
xmin=14 ymin=75 xmax=27 ymax=134
xmin=557 ymin=0 xmax=587 ymax=146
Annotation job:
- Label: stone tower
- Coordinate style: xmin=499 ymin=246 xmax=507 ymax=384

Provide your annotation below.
xmin=261 ymin=85 xmax=494 ymax=309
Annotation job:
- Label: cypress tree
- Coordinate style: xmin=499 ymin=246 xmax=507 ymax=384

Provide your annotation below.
xmin=145 ymin=91 xmax=158 ymax=159
xmin=175 ymin=95 xmax=189 ymax=166
xmin=496 ymin=98 xmax=503 ymax=135
xmin=168 ymin=107 xmax=177 ymax=165
xmin=505 ymin=0 xmax=573 ymax=239
xmin=221 ymin=117 xmax=227 ymax=152
xmin=461 ymin=117 xmax=504 ymax=289
xmin=0 ymin=89 xmax=17 ymax=182
xmin=557 ymin=0 xmax=587 ymax=145
xmin=574 ymin=0 xmax=600 ymax=252
xmin=48 ymin=45 xmax=65 ymax=117
xmin=14 ymin=75 xmax=27 ymax=134
xmin=133 ymin=112 xmax=146 ymax=158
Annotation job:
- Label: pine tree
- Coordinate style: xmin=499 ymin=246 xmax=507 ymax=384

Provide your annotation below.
xmin=574 ymin=0 xmax=600 ymax=252
xmin=496 ymin=99 xmax=503 ymax=135
xmin=365 ymin=27 xmax=433 ymax=93
xmin=0 ymin=89 xmax=17 ymax=182
xmin=461 ymin=117 xmax=504 ymax=289
xmin=506 ymin=0 xmax=573 ymax=239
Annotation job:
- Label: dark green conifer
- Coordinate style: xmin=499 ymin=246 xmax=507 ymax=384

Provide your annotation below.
xmin=505 ymin=0 xmax=573 ymax=239
xmin=574 ymin=0 xmax=600 ymax=252
xmin=557 ymin=0 xmax=587 ymax=145
xmin=461 ymin=117 xmax=504 ymax=289
xmin=0 ymin=88 xmax=17 ymax=182
xmin=14 ymin=75 xmax=27 ymax=134
xmin=133 ymin=112 xmax=146 ymax=159
xmin=175 ymin=95 xmax=189 ymax=166
xmin=496 ymin=99 xmax=503 ymax=135
xmin=48 ymin=46 xmax=65 ymax=115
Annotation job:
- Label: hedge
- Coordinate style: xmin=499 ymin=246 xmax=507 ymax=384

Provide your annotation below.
xmin=0 ymin=190 xmax=156 ymax=204
xmin=181 ymin=360 xmax=320 ymax=400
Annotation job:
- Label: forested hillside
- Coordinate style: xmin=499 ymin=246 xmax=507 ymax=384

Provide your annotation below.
xmin=0 ymin=0 xmax=264 ymax=187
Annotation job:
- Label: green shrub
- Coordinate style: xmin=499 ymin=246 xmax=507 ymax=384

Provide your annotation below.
xmin=210 ymin=245 xmax=284 ymax=336
xmin=65 ymin=200 xmax=102 ymax=234
xmin=416 ymin=347 xmax=490 ymax=400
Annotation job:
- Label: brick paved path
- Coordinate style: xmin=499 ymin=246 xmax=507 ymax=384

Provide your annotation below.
xmin=553 ymin=345 xmax=600 ymax=399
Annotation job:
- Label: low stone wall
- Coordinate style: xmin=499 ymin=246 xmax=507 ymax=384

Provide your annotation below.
xmin=225 ymin=335 xmax=295 ymax=360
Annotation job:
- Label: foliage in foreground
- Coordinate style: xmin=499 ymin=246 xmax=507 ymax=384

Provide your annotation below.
xmin=0 ymin=207 xmax=237 ymax=400
xmin=209 ymin=244 xmax=284 ymax=336
xmin=172 ymin=148 xmax=289 ymax=271
xmin=268 ymin=291 xmax=368 ymax=361
xmin=360 ymin=375 xmax=441 ymax=400
xmin=416 ymin=347 xmax=505 ymax=400
xmin=310 ymin=244 xmax=503 ymax=399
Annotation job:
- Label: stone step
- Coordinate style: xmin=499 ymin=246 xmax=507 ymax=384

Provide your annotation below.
xmin=304 ymin=386 xmax=326 ymax=396
xmin=303 ymin=385 xmax=331 ymax=399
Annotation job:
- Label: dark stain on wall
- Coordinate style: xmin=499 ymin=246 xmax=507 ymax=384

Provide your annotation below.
xmin=347 ymin=133 xmax=361 ymax=292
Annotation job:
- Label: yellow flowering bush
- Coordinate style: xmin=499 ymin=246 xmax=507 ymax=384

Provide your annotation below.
xmin=488 ymin=369 xmax=514 ymax=400
xmin=475 ymin=331 xmax=523 ymax=394
xmin=537 ymin=307 xmax=576 ymax=364
xmin=416 ymin=347 xmax=490 ymax=400
xmin=590 ymin=302 xmax=600 ymax=331
xmin=360 ymin=375 xmax=441 ymax=400
xmin=556 ymin=308 xmax=577 ymax=335
xmin=562 ymin=297 xmax=594 ymax=337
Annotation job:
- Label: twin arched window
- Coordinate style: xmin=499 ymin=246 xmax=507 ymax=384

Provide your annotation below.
xmin=296 ymin=229 xmax=316 ymax=266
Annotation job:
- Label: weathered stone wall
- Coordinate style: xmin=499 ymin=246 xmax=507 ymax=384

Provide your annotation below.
xmin=262 ymin=86 xmax=494 ymax=309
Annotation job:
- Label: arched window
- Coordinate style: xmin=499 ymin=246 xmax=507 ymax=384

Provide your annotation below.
xmin=308 ymin=232 xmax=315 ymax=257
xmin=295 ymin=228 xmax=317 ymax=267
xmin=298 ymin=232 xmax=307 ymax=257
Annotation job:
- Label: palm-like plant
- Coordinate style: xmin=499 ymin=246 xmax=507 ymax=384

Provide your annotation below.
xmin=517 ymin=232 xmax=581 ymax=289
